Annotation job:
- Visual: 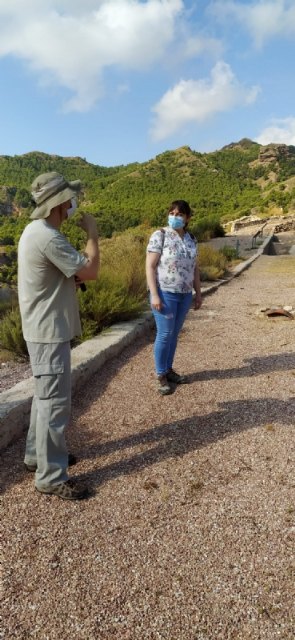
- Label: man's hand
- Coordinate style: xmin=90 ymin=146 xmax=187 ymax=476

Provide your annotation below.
xmin=78 ymin=213 xmax=98 ymax=237
xmin=74 ymin=275 xmax=82 ymax=289
xmin=74 ymin=275 xmax=86 ymax=291
xmin=75 ymin=213 xmax=100 ymax=281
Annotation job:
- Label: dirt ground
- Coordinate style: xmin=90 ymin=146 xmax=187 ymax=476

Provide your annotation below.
xmin=1 ymin=243 xmax=295 ymax=639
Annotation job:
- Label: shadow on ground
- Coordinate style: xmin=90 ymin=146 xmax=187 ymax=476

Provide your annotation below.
xmin=74 ymin=395 xmax=295 ymax=492
xmin=1 ymin=343 xmax=295 ymax=495
xmin=188 ymin=351 xmax=295 ymax=381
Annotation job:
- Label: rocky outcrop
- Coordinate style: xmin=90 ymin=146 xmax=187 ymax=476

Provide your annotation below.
xmin=258 ymin=144 xmax=295 ymax=164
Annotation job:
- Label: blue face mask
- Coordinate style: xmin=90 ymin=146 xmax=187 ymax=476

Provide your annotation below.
xmin=66 ymin=198 xmax=77 ymax=219
xmin=168 ymin=214 xmax=185 ymax=230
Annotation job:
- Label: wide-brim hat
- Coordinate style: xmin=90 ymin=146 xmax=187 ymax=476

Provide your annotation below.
xmin=30 ymin=171 xmax=81 ymax=219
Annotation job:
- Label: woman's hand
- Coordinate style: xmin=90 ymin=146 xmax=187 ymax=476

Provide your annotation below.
xmin=151 ymin=294 xmax=162 ymax=311
xmin=194 ymin=293 xmax=202 ymax=310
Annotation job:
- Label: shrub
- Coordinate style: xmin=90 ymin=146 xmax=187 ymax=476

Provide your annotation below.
xmin=0 ymin=222 xmax=232 ymax=355
xmin=0 ymin=307 xmax=27 ymax=357
xmin=78 ymin=277 xmax=145 ymax=338
xmin=0 ymin=298 xmax=16 ymax=318
xmin=219 ymin=245 xmax=240 ymax=261
xmin=191 ymin=216 xmax=225 ymax=241
xmin=199 ymin=265 xmax=224 ymax=281
xmin=76 ymin=230 xmax=150 ymax=340
xmin=198 ymin=245 xmax=227 ymax=281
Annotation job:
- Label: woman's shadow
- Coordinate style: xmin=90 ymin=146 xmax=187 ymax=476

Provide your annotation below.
xmin=2 ymin=346 xmax=295 ymax=495
xmin=188 ymin=351 xmax=295 ymax=382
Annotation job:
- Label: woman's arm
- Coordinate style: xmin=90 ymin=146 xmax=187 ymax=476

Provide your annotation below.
xmin=193 ymin=260 xmax=202 ymax=310
xmin=146 ymin=252 xmax=162 ymax=311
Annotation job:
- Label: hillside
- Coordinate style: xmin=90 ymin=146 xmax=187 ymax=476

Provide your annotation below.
xmin=2 ymin=140 xmax=295 ymax=229
xmin=1 ymin=139 xmax=295 ymax=285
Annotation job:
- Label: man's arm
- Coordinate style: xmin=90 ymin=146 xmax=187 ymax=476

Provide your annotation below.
xmin=76 ymin=214 xmax=100 ymax=281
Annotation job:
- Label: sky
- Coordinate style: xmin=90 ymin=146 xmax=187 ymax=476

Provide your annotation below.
xmin=1 ymin=0 xmax=295 ymax=167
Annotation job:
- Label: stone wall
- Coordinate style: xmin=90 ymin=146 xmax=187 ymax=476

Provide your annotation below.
xmin=273 ymin=219 xmax=295 ymax=233
xmin=231 ymin=217 xmax=264 ymax=232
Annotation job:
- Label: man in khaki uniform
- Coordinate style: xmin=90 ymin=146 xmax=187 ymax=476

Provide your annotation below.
xmin=18 ymin=172 xmax=99 ymax=500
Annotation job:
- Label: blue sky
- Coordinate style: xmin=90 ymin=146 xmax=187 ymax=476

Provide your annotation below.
xmin=1 ymin=0 xmax=295 ymax=167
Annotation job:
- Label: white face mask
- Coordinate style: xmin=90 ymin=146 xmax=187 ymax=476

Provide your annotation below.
xmin=66 ymin=198 xmax=77 ymax=218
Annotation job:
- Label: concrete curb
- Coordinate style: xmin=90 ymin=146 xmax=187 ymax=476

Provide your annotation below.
xmin=0 ymin=234 xmax=273 ymax=451
xmin=0 ymin=313 xmax=155 ymax=451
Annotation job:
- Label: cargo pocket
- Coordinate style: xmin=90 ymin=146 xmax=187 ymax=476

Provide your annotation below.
xmin=32 ymin=362 xmax=65 ymax=400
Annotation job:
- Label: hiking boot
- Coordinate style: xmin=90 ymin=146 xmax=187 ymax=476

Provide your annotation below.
xmin=156 ymin=374 xmax=172 ymax=395
xmin=35 ymin=479 xmax=90 ymax=501
xmin=24 ymin=453 xmax=77 ymax=473
xmin=166 ymin=369 xmax=188 ymax=384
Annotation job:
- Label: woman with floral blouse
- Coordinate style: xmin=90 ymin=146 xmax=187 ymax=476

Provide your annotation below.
xmin=146 ymin=200 xmax=202 ymax=395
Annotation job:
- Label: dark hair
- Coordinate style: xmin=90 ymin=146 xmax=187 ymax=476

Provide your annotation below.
xmin=168 ymin=200 xmax=192 ymax=217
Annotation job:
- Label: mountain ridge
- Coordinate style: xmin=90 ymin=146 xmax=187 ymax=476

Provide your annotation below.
xmin=1 ymin=139 xmax=295 ymax=237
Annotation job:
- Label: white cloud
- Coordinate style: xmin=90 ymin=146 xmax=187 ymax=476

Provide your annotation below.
xmin=256 ymin=117 xmax=295 ymax=145
xmin=0 ymin=0 xmax=184 ymax=112
xmin=210 ymin=0 xmax=295 ymax=47
xmin=181 ymin=35 xmax=223 ymax=60
xmin=150 ymin=61 xmax=260 ymax=141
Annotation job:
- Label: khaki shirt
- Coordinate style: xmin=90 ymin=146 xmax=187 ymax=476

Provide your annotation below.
xmin=18 ymin=219 xmax=88 ymax=343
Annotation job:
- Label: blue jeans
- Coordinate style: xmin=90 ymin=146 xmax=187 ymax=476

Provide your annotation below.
xmin=151 ymin=289 xmax=192 ymax=375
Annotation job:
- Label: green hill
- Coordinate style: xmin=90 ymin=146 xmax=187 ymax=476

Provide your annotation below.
xmin=2 ymin=140 xmax=295 ymax=229
xmin=1 ymin=139 xmax=295 ymax=284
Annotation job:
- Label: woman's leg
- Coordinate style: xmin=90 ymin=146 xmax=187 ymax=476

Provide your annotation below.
xmin=167 ymin=292 xmax=192 ymax=371
xmin=151 ymin=290 xmax=178 ymax=375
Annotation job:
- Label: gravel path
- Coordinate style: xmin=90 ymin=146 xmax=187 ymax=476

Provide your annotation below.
xmin=2 ymin=250 xmax=295 ymax=639
xmin=0 ymin=231 xmax=258 ymax=393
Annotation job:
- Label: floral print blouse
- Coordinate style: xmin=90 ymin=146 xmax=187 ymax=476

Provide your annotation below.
xmin=147 ymin=227 xmax=198 ymax=293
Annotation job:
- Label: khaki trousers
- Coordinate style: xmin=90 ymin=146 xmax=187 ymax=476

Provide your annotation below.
xmin=24 ymin=341 xmax=71 ymax=489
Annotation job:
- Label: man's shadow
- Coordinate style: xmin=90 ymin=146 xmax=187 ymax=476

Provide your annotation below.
xmin=71 ymin=348 xmax=295 ymax=487
xmin=0 ymin=333 xmax=153 ymax=494
xmin=76 ymin=395 xmax=295 ymax=490
xmin=2 ymin=345 xmax=295 ymax=494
